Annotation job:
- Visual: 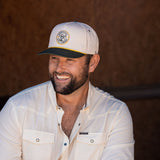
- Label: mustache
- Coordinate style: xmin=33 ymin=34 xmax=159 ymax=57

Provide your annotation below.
xmin=49 ymin=71 xmax=72 ymax=78
xmin=54 ymin=71 xmax=71 ymax=76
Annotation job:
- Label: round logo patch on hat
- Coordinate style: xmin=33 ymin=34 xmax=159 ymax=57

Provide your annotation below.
xmin=56 ymin=30 xmax=70 ymax=45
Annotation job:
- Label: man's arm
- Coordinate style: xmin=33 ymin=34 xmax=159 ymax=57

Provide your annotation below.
xmin=0 ymin=100 xmax=22 ymax=160
xmin=101 ymin=103 xmax=134 ymax=160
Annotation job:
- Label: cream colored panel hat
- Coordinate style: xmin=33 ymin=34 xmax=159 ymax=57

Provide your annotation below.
xmin=38 ymin=21 xmax=99 ymax=58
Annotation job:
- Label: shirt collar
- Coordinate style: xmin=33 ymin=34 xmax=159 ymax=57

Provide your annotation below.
xmin=84 ymin=82 xmax=94 ymax=110
xmin=48 ymin=80 xmax=95 ymax=110
xmin=48 ymin=81 xmax=57 ymax=108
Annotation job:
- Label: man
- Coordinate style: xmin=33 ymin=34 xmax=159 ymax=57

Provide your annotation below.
xmin=0 ymin=22 xmax=134 ymax=160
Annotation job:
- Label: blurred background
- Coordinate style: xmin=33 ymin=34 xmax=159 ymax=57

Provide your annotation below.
xmin=0 ymin=0 xmax=160 ymax=159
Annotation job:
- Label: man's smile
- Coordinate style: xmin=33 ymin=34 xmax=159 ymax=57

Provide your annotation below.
xmin=54 ymin=72 xmax=71 ymax=81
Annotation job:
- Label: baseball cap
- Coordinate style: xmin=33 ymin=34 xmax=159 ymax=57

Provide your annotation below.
xmin=38 ymin=21 xmax=99 ymax=58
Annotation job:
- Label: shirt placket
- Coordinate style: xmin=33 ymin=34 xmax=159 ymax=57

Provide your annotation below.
xmin=70 ymin=105 xmax=90 ymax=139
xmin=57 ymin=107 xmax=69 ymax=160
xmin=56 ymin=106 xmax=90 ymax=160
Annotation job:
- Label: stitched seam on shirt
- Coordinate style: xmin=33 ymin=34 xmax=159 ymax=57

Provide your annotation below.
xmin=105 ymin=142 xmax=134 ymax=149
xmin=10 ymin=99 xmax=48 ymax=117
xmin=11 ymin=81 xmax=50 ymax=98
xmin=107 ymin=103 xmax=124 ymax=137
xmin=10 ymin=101 xmax=22 ymax=132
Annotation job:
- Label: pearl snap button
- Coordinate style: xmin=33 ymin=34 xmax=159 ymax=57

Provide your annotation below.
xmin=90 ymin=139 xmax=94 ymax=143
xmin=36 ymin=138 xmax=40 ymax=142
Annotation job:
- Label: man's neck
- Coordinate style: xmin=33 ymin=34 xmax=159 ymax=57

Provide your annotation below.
xmin=56 ymin=80 xmax=89 ymax=113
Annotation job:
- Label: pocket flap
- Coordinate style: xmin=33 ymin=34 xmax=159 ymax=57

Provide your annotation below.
xmin=77 ymin=132 xmax=106 ymax=144
xmin=23 ymin=129 xmax=54 ymax=144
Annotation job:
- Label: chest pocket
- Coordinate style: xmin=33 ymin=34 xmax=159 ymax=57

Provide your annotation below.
xmin=22 ymin=129 xmax=54 ymax=160
xmin=77 ymin=132 xmax=106 ymax=144
xmin=74 ymin=133 xmax=106 ymax=160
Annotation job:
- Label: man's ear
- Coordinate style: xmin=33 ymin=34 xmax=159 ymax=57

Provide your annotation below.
xmin=89 ymin=54 xmax=100 ymax=73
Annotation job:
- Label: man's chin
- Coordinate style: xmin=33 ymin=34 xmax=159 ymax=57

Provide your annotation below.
xmin=51 ymin=81 xmax=73 ymax=95
xmin=54 ymin=86 xmax=75 ymax=95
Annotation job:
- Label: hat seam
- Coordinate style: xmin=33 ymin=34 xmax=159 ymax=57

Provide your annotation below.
xmin=79 ymin=23 xmax=89 ymax=54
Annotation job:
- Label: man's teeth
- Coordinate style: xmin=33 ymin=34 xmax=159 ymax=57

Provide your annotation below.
xmin=56 ymin=75 xmax=70 ymax=80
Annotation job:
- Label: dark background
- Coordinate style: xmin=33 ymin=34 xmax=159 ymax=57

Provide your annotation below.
xmin=0 ymin=0 xmax=160 ymax=159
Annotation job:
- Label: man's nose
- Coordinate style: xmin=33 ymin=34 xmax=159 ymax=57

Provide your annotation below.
xmin=56 ymin=60 xmax=66 ymax=72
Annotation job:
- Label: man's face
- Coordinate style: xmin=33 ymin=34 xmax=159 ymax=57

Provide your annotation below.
xmin=49 ymin=55 xmax=90 ymax=95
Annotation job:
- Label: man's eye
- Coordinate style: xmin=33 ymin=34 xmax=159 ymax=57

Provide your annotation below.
xmin=67 ymin=58 xmax=74 ymax=62
xmin=51 ymin=56 xmax=57 ymax=60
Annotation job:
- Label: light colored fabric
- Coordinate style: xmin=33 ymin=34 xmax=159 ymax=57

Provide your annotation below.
xmin=0 ymin=81 xmax=134 ymax=160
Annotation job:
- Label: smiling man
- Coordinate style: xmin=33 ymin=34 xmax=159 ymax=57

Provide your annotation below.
xmin=0 ymin=22 xmax=134 ymax=160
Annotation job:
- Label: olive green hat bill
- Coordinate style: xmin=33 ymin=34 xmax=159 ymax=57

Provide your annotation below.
xmin=38 ymin=21 xmax=99 ymax=58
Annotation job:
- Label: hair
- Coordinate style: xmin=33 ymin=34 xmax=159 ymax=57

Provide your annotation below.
xmin=85 ymin=54 xmax=93 ymax=65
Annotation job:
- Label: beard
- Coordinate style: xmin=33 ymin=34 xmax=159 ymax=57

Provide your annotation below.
xmin=50 ymin=65 xmax=89 ymax=95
